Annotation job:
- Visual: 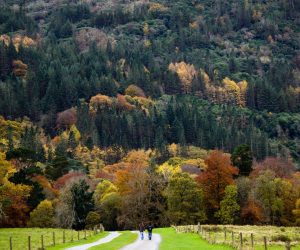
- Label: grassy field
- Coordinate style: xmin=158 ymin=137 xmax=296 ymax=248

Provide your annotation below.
xmin=1 ymin=226 xmax=300 ymax=250
xmin=204 ymin=224 xmax=300 ymax=250
xmin=175 ymin=225 xmax=300 ymax=250
xmin=0 ymin=228 xmax=98 ymax=250
xmin=157 ymin=227 xmax=234 ymax=250
xmin=90 ymin=231 xmax=137 ymax=250
xmin=46 ymin=232 xmax=108 ymax=250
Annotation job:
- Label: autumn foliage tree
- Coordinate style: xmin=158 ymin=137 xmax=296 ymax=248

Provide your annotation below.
xmin=53 ymin=171 xmax=86 ymax=190
xmin=168 ymin=62 xmax=197 ymax=94
xmin=85 ymin=211 xmax=101 ymax=229
xmin=28 ymin=199 xmax=55 ymax=227
xmin=251 ymin=157 xmax=296 ymax=178
xmin=56 ymin=108 xmax=77 ymax=129
xmin=197 ymin=150 xmax=238 ymax=219
xmin=93 ymin=180 xmax=120 ymax=230
xmin=89 ymin=94 xmax=113 ymax=111
xmin=55 ymin=179 xmax=93 ymax=230
xmin=253 ymin=170 xmax=284 ymax=225
xmin=0 ymin=152 xmax=32 ymax=227
xmin=115 ymin=150 xmax=151 ymax=228
xmin=166 ymin=172 xmax=206 ymax=225
xmin=125 ymin=84 xmax=146 ymax=98
xmin=293 ymin=199 xmax=300 ymax=226
xmin=215 ymin=185 xmax=240 ymax=224
xmin=12 ymin=60 xmax=28 ymax=78
xmin=115 ymin=150 xmax=165 ymax=228
xmin=0 ymin=181 xmax=31 ymax=227
xmin=117 ymin=94 xmax=135 ymax=111
xmin=241 ymin=200 xmax=264 ymax=225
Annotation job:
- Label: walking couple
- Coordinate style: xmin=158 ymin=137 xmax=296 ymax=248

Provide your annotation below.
xmin=139 ymin=222 xmax=154 ymax=240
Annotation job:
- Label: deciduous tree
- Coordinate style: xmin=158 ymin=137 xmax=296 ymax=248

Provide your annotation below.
xmin=251 ymin=157 xmax=296 ymax=178
xmin=85 ymin=211 xmax=101 ymax=229
xmin=197 ymin=150 xmax=238 ymax=217
xmin=293 ymin=199 xmax=300 ymax=226
xmin=168 ymin=62 xmax=197 ymax=94
xmin=215 ymin=185 xmax=240 ymax=224
xmin=28 ymin=199 xmax=55 ymax=227
xmin=253 ymin=170 xmax=283 ymax=225
xmin=0 ymin=182 xmax=31 ymax=227
xmin=166 ymin=172 xmax=206 ymax=225
xmin=55 ymin=179 xmax=93 ymax=229
xmin=241 ymin=200 xmax=264 ymax=225
xmin=125 ymin=85 xmax=146 ymax=98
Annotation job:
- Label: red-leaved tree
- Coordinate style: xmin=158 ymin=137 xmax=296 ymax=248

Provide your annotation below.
xmin=197 ymin=150 xmax=239 ymax=216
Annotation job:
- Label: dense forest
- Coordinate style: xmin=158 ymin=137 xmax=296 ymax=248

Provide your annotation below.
xmin=0 ymin=0 xmax=299 ymax=229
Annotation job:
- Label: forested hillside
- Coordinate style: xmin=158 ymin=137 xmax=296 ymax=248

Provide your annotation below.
xmin=0 ymin=0 xmax=299 ymax=229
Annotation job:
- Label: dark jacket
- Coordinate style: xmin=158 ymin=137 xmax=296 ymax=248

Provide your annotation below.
xmin=139 ymin=224 xmax=145 ymax=232
xmin=147 ymin=225 xmax=154 ymax=233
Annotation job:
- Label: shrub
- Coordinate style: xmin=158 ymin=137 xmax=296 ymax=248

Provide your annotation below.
xmin=205 ymin=225 xmax=223 ymax=232
xmin=271 ymin=235 xmax=291 ymax=242
xmin=85 ymin=211 xmax=101 ymax=229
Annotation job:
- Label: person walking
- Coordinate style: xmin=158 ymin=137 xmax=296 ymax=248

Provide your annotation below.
xmin=147 ymin=223 xmax=154 ymax=240
xmin=139 ymin=222 xmax=145 ymax=240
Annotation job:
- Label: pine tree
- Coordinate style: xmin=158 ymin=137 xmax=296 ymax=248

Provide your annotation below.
xmin=0 ymin=42 xmax=9 ymax=80
xmin=71 ymin=180 xmax=94 ymax=230
xmin=231 ymin=144 xmax=253 ymax=176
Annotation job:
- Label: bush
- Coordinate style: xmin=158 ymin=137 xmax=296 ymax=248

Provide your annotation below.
xmin=85 ymin=211 xmax=101 ymax=229
xmin=204 ymin=225 xmax=223 ymax=232
xmin=271 ymin=235 xmax=291 ymax=242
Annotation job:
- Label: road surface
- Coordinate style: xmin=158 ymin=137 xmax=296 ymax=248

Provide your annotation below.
xmin=65 ymin=231 xmax=121 ymax=250
xmin=120 ymin=231 xmax=161 ymax=250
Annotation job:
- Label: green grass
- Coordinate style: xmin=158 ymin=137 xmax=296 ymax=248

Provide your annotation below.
xmin=2 ymin=227 xmax=299 ymax=250
xmin=89 ymin=231 xmax=137 ymax=250
xmin=156 ymin=227 xmax=234 ymax=250
xmin=198 ymin=225 xmax=300 ymax=250
xmin=0 ymin=228 xmax=100 ymax=250
xmin=255 ymin=245 xmax=300 ymax=250
xmin=46 ymin=232 xmax=108 ymax=250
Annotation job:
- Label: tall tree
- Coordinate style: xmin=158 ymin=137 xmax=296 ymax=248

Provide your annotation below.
xmin=215 ymin=185 xmax=240 ymax=224
xmin=197 ymin=150 xmax=238 ymax=219
xmin=56 ymin=179 xmax=93 ymax=230
xmin=293 ymin=199 xmax=300 ymax=226
xmin=71 ymin=179 xmax=94 ymax=230
xmin=231 ymin=144 xmax=253 ymax=176
xmin=93 ymin=180 xmax=121 ymax=230
xmin=166 ymin=172 xmax=206 ymax=225
xmin=253 ymin=170 xmax=283 ymax=225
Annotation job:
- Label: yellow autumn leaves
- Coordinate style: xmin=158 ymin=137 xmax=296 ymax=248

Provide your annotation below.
xmin=168 ymin=61 xmax=248 ymax=106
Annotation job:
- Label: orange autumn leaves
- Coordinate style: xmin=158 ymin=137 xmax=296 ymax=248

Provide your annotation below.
xmin=0 ymin=34 xmax=35 ymax=79
xmin=88 ymin=85 xmax=152 ymax=114
xmin=0 ymin=153 xmax=31 ymax=226
xmin=12 ymin=60 xmax=28 ymax=78
xmin=115 ymin=150 xmax=150 ymax=195
xmin=197 ymin=150 xmax=239 ymax=210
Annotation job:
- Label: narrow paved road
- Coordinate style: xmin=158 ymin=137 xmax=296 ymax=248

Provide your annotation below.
xmin=120 ymin=231 xmax=161 ymax=250
xmin=65 ymin=231 xmax=121 ymax=250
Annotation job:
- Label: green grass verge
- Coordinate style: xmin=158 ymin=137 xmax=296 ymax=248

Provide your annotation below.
xmin=0 ymin=228 xmax=103 ymax=250
xmin=199 ymin=225 xmax=300 ymax=250
xmin=255 ymin=245 xmax=300 ymax=250
xmin=89 ymin=231 xmax=137 ymax=250
xmin=156 ymin=227 xmax=234 ymax=250
xmin=46 ymin=232 xmax=109 ymax=250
